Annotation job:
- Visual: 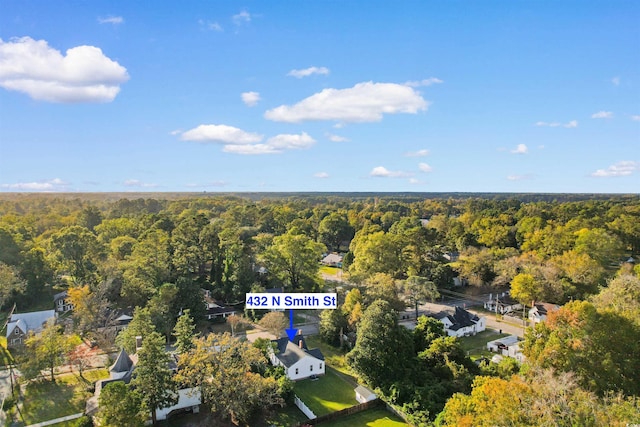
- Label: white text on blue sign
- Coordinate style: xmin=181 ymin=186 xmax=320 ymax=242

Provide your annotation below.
xmin=245 ymin=293 xmax=337 ymax=310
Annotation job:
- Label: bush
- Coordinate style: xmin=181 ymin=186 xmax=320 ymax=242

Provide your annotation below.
xmin=2 ymin=395 xmax=15 ymax=410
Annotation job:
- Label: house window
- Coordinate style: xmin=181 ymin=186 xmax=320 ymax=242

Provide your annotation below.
xmin=310 ymin=365 xmax=313 ymax=372
xmin=319 ymin=363 xmax=323 ymax=370
xmin=14 ymin=328 xmax=19 ymax=335
xmin=295 ymin=368 xmax=299 ymax=375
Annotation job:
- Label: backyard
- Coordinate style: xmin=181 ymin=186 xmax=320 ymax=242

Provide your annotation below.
xmin=9 ymin=369 xmax=108 ymax=426
xmin=458 ymin=330 xmax=509 ymax=358
xmin=304 ymin=335 xmax=355 ymax=378
xmin=322 ymin=407 xmax=408 ymax=427
xmin=293 ymin=369 xmax=358 ymax=417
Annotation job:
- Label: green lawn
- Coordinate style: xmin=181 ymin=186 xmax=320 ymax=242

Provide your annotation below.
xmin=0 ymin=336 xmax=14 ymax=367
xmin=458 ymin=330 xmax=509 ymax=355
xmin=294 ymin=369 xmax=358 ymax=417
xmin=322 ymin=408 xmax=408 ymax=427
xmin=304 ymin=335 xmax=355 ymax=378
xmin=17 ymin=369 xmax=108 ymax=425
xmin=320 ymin=265 xmax=341 ymax=276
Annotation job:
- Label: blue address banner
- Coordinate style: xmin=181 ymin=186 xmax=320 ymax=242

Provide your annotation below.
xmin=245 ymin=293 xmax=337 ymax=309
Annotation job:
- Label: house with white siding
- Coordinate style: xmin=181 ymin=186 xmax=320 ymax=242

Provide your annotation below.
xmin=436 ymin=306 xmax=486 ymax=337
xmin=270 ymin=335 xmax=325 ymax=381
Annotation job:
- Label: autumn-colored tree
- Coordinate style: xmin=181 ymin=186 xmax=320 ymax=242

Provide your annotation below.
xmin=258 ymin=311 xmax=288 ymax=337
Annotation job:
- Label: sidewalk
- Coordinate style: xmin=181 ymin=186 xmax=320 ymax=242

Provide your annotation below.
xmin=25 ymin=413 xmax=83 ymax=427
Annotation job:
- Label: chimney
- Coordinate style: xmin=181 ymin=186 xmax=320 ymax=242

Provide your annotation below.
xmin=299 ymin=338 xmax=303 ymax=349
xmin=135 ymin=336 xmax=143 ymax=351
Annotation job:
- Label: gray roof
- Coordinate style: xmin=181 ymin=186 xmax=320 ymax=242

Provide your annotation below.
xmin=438 ymin=307 xmax=480 ymax=331
xmin=6 ymin=310 xmax=56 ymax=338
xmin=355 ymin=385 xmax=376 ymax=398
xmin=53 ymin=291 xmax=68 ymax=302
xmin=110 ymin=348 xmax=134 ymax=373
xmin=272 ymin=336 xmax=324 ymax=368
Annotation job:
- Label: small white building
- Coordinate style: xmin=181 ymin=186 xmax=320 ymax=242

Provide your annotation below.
xmin=528 ymin=302 xmax=560 ymax=324
xmin=270 ymin=335 xmax=325 ymax=381
xmin=486 ymin=335 xmax=526 ymax=363
xmin=321 ymin=253 xmax=343 ymax=267
xmin=355 ymin=385 xmax=377 ymax=403
xmin=436 ymin=307 xmax=486 ymax=337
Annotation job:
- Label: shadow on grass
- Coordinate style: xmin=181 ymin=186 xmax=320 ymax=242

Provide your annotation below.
xmin=21 ymin=379 xmax=81 ymax=424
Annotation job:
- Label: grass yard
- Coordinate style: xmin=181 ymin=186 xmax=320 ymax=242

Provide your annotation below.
xmin=304 ymin=335 xmax=355 ymax=378
xmin=320 ymin=265 xmax=341 ymax=276
xmin=458 ymin=330 xmax=509 ymax=355
xmin=0 ymin=336 xmax=14 ymax=367
xmin=17 ymin=369 xmax=108 ymax=425
xmin=322 ymin=408 xmax=409 ymax=427
xmin=294 ymin=369 xmax=358 ymax=417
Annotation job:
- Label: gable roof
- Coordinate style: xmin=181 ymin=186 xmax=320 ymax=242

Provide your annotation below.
xmin=438 ymin=306 xmax=480 ymax=331
xmin=533 ymin=302 xmax=559 ymax=316
xmin=272 ymin=335 xmax=324 ymax=367
xmin=6 ymin=310 xmax=56 ymax=337
xmin=321 ymin=253 xmax=343 ymax=264
xmin=53 ymin=291 xmax=68 ymax=302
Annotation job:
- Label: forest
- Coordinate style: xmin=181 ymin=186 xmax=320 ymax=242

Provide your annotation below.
xmin=1 ymin=192 xmax=639 ymax=425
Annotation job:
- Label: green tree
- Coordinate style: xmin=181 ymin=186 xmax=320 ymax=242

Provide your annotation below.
xmin=349 ymin=231 xmax=405 ymax=281
xmin=116 ymin=307 xmax=155 ymax=354
xmin=24 ymin=320 xmax=73 ymax=381
xmin=592 ymin=274 xmax=640 ymax=326
xmin=173 ymin=309 xmax=196 ymax=354
xmin=262 ymin=230 xmax=325 ymax=291
xmin=318 ymin=212 xmax=354 ymax=251
xmin=97 ymin=381 xmax=145 ymax=427
xmin=347 ymin=300 xmax=413 ymax=392
xmin=177 ymin=333 xmax=283 ymax=425
xmin=0 ymin=262 xmax=26 ymax=308
xmin=574 ymin=228 xmax=624 ymax=267
xmin=510 ymin=273 xmax=543 ymax=305
xmin=413 ymin=315 xmax=446 ymax=353
xmin=363 ymin=273 xmax=405 ymax=312
xmin=402 ymin=276 xmax=439 ymax=320
xmin=47 ymin=225 xmax=104 ymax=284
xmin=319 ymin=308 xmax=348 ymax=346
xmin=19 ymin=247 xmax=53 ymax=304
xmin=132 ymin=331 xmax=178 ymax=425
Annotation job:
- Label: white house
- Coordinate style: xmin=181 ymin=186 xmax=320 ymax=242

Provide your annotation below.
xmin=270 ymin=335 xmax=325 ymax=381
xmin=54 ymin=291 xmax=74 ymax=313
xmin=486 ymin=335 xmax=526 ymax=363
xmin=528 ymin=302 xmax=560 ymax=324
xmin=6 ymin=310 xmax=57 ymax=348
xmin=484 ymin=292 xmax=522 ymax=315
xmin=436 ymin=306 xmax=486 ymax=337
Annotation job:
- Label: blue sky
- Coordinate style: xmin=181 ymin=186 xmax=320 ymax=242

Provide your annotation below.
xmin=1 ymin=1 xmax=639 ymax=193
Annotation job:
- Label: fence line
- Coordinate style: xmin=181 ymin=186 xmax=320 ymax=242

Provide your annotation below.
xmin=296 ymin=398 xmax=383 ymax=426
xmin=294 ymin=395 xmax=317 ymax=420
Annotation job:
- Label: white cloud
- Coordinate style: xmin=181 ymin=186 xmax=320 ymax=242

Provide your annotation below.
xmin=241 ymin=91 xmax=260 ymax=107
xmin=326 ymin=133 xmax=349 ymax=142
xmin=404 ymin=77 xmax=443 ymax=87
xmin=591 ymin=161 xmax=639 ymax=177
xmin=123 ymin=179 xmax=157 ymax=188
xmin=418 ymin=163 xmax=433 ymax=173
xmin=0 ymin=36 xmax=129 ymax=103
xmin=511 ymin=144 xmax=528 ymax=154
xmin=199 ymin=20 xmax=223 ymax=32
xmin=370 ymin=166 xmax=412 ymax=178
xmin=180 ymin=124 xmax=263 ymax=144
xmin=266 ymin=132 xmax=316 ymax=150
xmin=0 ymin=178 xmax=69 ymax=191
xmin=233 ymin=10 xmax=251 ymax=25
xmin=535 ymin=120 xmax=577 ymax=128
xmin=265 ymin=81 xmax=428 ymax=123
xmin=223 ymin=132 xmax=315 ymax=155
xmin=287 ymin=66 xmax=330 ymax=78
xmin=591 ymin=111 xmax=614 ymax=119
xmin=612 ymin=76 xmax=620 ymax=86
xmin=408 ymin=178 xmax=422 ymax=184
xmin=98 ymin=16 xmax=123 ymax=25
xmin=405 ymin=149 xmax=429 ymax=157
xmin=314 ymin=172 xmax=329 ymax=179
xmin=169 ymin=129 xmax=182 ymax=136
xmin=632 ymin=115 xmax=640 ymax=122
